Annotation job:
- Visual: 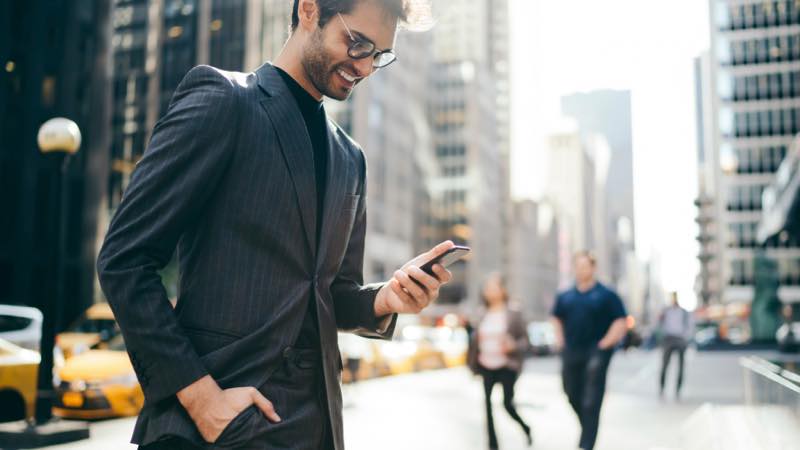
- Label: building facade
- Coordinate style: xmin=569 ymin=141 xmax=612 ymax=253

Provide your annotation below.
xmin=1 ymin=0 xmax=112 ymax=326
xmin=109 ymin=0 xmax=286 ymax=210
xmin=427 ymin=0 xmax=511 ymax=307
xmin=507 ymin=200 xmax=560 ymax=319
xmin=561 ymin=89 xmax=635 ymax=286
xmin=706 ymin=0 xmax=800 ymax=306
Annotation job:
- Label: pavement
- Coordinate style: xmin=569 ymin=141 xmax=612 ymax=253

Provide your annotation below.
xmin=38 ymin=349 xmax=783 ymax=450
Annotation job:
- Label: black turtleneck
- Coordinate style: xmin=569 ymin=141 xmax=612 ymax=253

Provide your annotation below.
xmin=275 ymin=67 xmax=328 ymax=350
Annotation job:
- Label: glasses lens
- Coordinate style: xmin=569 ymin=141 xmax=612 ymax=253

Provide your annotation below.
xmin=373 ymin=52 xmax=397 ymax=68
xmin=348 ymin=41 xmax=375 ymax=59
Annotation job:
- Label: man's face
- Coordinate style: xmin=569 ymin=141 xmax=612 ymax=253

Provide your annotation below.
xmin=574 ymin=256 xmax=596 ymax=284
xmin=301 ymin=1 xmax=398 ymax=100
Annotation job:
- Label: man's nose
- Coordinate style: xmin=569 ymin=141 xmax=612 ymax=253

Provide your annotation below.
xmin=352 ymin=57 xmax=374 ymax=78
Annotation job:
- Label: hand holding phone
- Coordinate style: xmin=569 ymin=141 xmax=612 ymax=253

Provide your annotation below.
xmin=374 ymin=241 xmax=463 ymax=317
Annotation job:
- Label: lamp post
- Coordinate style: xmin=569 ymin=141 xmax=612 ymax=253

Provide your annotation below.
xmin=34 ymin=118 xmax=81 ymax=424
xmin=0 ymin=118 xmax=90 ymax=447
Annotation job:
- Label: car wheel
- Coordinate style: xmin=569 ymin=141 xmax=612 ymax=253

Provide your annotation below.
xmin=0 ymin=390 xmax=26 ymax=423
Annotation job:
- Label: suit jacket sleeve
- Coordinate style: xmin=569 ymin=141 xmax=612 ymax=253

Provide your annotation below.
xmin=96 ymin=65 xmax=238 ymax=404
xmin=330 ymin=150 xmax=397 ymax=339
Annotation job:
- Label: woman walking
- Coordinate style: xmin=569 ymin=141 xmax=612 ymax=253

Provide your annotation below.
xmin=469 ymin=273 xmax=533 ymax=449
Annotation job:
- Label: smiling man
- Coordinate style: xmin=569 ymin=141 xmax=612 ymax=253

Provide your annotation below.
xmin=96 ymin=1 xmax=449 ymax=449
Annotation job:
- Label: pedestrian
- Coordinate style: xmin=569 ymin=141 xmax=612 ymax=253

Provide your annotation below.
xmin=96 ymin=1 xmax=454 ymax=449
xmin=658 ymin=292 xmax=694 ymax=399
xmin=551 ymin=251 xmax=628 ymax=450
xmin=468 ymin=273 xmax=532 ymax=450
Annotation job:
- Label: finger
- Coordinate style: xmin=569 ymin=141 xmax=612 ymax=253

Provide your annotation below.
xmin=430 ymin=265 xmax=452 ymax=283
xmin=395 ymin=270 xmax=428 ymax=304
xmin=407 ymin=266 xmax=440 ymax=291
xmin=390 ymin=278 xmax=416 ymax=305
xmin=250 ymin=389 xmax=281 ymax=422
xmin=410 ymin=240 xmax=454 ymax=267
xmin=428 ymin=240 xmax=455 ymax=258
xmin=390 ymin=279 xmax=418 ymax=310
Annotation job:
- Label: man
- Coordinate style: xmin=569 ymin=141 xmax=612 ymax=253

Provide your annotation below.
xmin=96 ymin=1 xmax=451 ymax=449
xmin=658 ymin=292 xmax=693 ymax=399
xmin=551 ymin=252 xmax=628 ymax=450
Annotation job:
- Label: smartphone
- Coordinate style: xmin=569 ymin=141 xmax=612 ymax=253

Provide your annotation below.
xmin=419 ymin=245 xmax=471 ymax=276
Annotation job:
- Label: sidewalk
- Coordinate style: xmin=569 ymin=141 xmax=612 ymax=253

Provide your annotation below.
xmin=42 ymin=350 xmax=755 ymax=450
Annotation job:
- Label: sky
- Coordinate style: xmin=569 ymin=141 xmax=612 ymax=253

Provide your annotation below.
xmin=509 ymin=0 xmax=711 ymax=308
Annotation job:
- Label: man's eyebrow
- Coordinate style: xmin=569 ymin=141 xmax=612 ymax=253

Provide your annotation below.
xmin=350 ymin=29 xmax=374 ymax=45
xmin=349 ymin=28 xmax=390 ymax=52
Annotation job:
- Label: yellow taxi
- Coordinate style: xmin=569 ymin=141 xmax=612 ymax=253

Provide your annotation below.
xmin=57 ymin=303 xmax=118 ymax=359
xmin=380 ymin=325 xmax=447 ymax=375
xmin=0 ymin=338 xmax=39 ymax=422
xmin=53 ymin=334 xmax=143 ymax=419
xmin=430 ymin=325 xmax=468 ymax=368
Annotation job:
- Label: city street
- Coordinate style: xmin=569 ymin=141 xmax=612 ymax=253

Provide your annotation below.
xmin=41 ymin=349 xmax=786 ymax=450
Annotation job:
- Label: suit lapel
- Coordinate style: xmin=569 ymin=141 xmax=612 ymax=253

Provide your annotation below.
xmin=318 ymin=119 xmax=351 ymax=265
xmin=256 ymin=63 xmax=317 ymax=257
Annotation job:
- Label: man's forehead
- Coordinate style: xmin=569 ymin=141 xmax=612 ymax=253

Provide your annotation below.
xmin=341 ymin=3 xmax=398 ymax=48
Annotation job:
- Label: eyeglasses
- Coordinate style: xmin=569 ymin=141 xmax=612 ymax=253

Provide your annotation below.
xmin=337 ymin=13 xmax=397 ymax=69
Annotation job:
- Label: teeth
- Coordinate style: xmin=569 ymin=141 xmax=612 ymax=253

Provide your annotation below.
xmin=338 ymin=69 xmax=356 ymax=82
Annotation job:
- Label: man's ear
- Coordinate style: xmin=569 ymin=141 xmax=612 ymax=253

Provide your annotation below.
xmin=297 ymin=0 xmax=319 ymax=32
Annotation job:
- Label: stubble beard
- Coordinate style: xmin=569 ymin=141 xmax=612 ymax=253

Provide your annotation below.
xmin=301 ymin=29 xmax=352 ymax=101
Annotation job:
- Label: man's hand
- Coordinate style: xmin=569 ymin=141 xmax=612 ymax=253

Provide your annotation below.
xmin=374 ymin=241 xmax=455 ymax=316
xmin=551 ymin=317 xmax=565 ymax=353
xmin=176 ymin=375 xmax=281 ymax=443
xmin=597 ymin=317 xmax=628 ymax=351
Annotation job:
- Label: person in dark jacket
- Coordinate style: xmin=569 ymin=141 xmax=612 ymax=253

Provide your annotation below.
xmin=468 ymin=273 xmax=532 ymax=450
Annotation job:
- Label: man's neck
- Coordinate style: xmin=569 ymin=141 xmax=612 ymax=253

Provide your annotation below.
xmin=576 ymin=280 xmax=596 ymax=293
xmin=273 ymin=38 xmax=323 ymax=101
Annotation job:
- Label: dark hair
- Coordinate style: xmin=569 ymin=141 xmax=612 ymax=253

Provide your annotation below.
xmin=480 ymin=272 xmax=509 ymax=308
xmin=573 ymin=250 xmax=597 ymax=266
xmin=291 ymin=0 xmax=432 ymax=32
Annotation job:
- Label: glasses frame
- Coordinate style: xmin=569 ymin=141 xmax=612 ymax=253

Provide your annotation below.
xmin=337 ymin=13 xmax=397 ymax=69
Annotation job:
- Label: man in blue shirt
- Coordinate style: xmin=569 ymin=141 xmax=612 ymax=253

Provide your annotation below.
xmin=551 ymin=251 xmax=628 ymax=450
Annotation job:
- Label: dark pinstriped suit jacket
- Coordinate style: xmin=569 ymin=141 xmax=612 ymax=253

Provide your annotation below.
xmin=97 ymin=63 xmax=397 ymax=449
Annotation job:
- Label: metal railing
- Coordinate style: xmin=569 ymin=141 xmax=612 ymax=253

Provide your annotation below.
xmin=740 ymin=355 xmax=800 ymax=419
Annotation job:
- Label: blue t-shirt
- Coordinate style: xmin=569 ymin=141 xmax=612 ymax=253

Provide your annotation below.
xmin=552 ymin=282 xmax=627 ymax=352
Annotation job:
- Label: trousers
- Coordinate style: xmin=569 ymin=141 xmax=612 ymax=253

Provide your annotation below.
xmin=561 ymin=349 xmax=613 ymax=450
xmin=139 ymin=348 xmax=332 ymax=450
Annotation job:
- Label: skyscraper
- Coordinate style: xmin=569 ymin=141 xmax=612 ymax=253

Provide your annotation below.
xmin=426 ymin=60 xmax=503 ymax=305
xmin=561 ymin=89 xmax=635 ymax=285
xmin=694 ymin=51 xmax=723 ymax=306
xmin=705 ymin=0 xmax=800 ymax=307
xmin=109 ymin=0 xmax=286 ymax=209
xmin=426 ymin=0 xmax=511 ymax=306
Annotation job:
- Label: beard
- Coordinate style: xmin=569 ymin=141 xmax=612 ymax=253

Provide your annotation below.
xmin=301 ymin=28 xmax=359 ymax=101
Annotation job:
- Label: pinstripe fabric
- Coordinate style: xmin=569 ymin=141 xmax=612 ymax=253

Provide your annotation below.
xmin=96 ymin=63 xmax=397 ymax=449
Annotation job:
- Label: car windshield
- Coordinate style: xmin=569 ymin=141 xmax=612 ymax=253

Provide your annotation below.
xmin=68 ymin=317 xmax=117 ymax=334
xmin=98 ymin=334 xmax=127 ymax=352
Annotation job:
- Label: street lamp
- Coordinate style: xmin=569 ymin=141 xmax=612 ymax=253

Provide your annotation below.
xmin=0 ymin=118 xmax=90 ymax=447
xmin=37 ymin=118 xmax=82 ymax=154
xmin=34 ymin=118 xmax=81 ymax=424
